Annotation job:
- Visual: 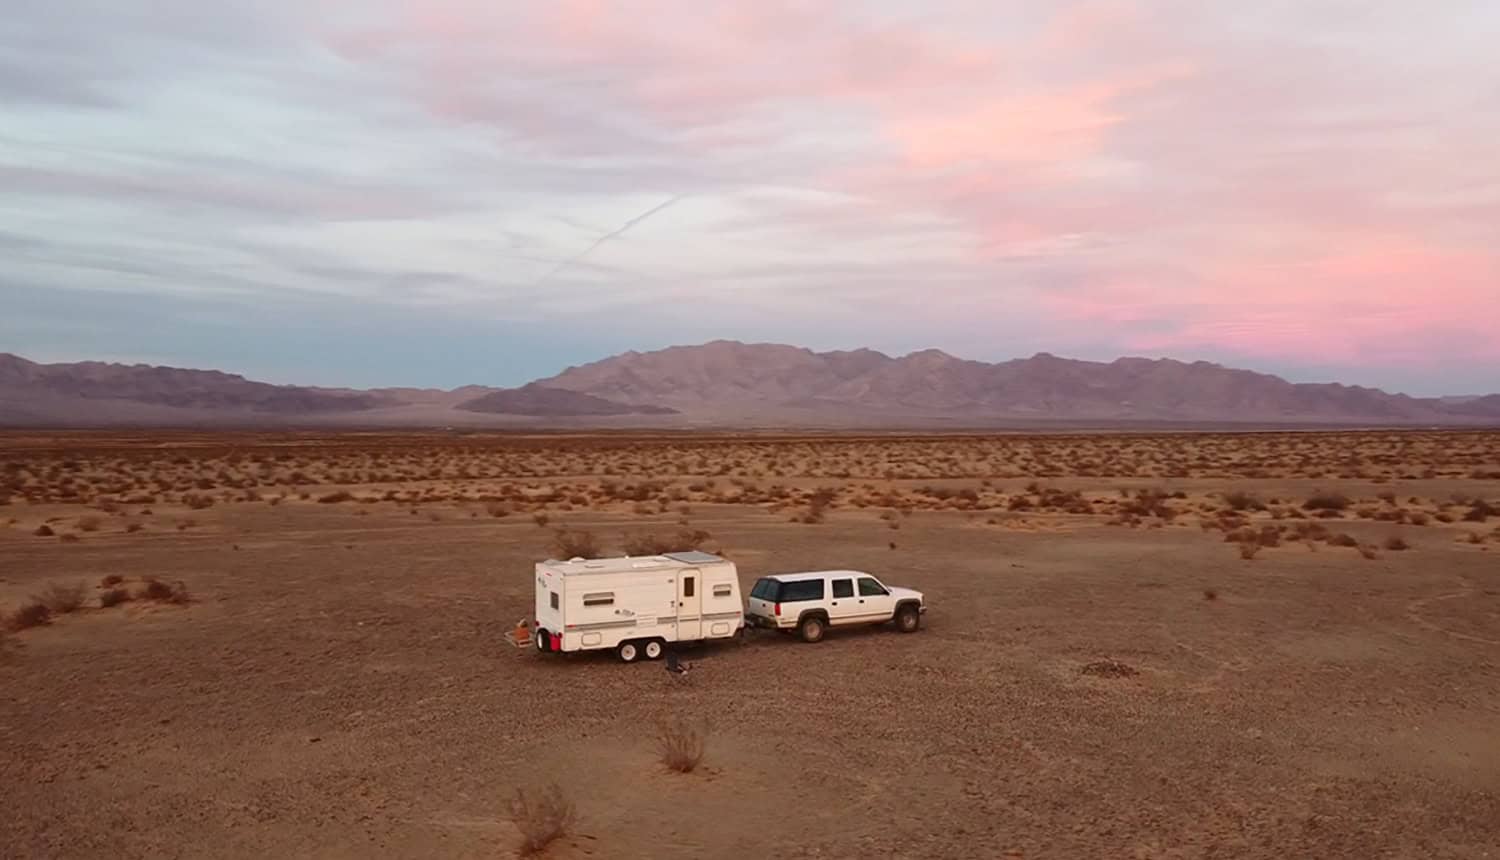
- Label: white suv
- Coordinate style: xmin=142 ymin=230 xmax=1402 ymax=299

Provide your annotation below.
xmin=744 ymin=570 xmax=926 ymax=643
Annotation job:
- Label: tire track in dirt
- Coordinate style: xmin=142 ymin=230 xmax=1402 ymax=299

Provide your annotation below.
xmin=1405 ymin=581 xmax=1500 ymax=647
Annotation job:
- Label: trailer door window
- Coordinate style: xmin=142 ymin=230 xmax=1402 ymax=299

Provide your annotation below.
xmin=683 ymin=576 xmax=695 ymax=598
xmin=549 ymin=591 xmax=559 ymax=610
xmin=582 ymin=592 xmax=614 ymax=607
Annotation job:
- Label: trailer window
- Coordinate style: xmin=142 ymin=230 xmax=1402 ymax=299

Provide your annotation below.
xmin=683 ymin=577 xmax=695 ymax=598
xmin=712 ymin=584 xmax=733 ymax=598
xmin=549 ymin=591 xmax=559 ymax=610
xmin=582 ymin=592 xmax=614 ymax=607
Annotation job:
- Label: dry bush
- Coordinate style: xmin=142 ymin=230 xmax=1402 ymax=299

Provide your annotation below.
xmin=1383 ymin=535 xmax=1410 ymax=551
xmin=508 ymin=783 xmax=575 ymax=856
xmin=33 ymin=524 xmax=54 ymax=537
xmin=1326 ymin=532 xmax=1359 ymax=548
xmin=486 ymin=502 xmax=511 ymax=518
xmin=183 ymin=493 xmax=216 ymax=510
xmin=1203 ymin=588 xmax=1218 ymax=601
xmin=77 ymin=515 xmax=102 ymax=532
xmin=125 ymin=522 xmax=144 ymax=533
xmin=532 ymin=512 xmax=550 ymax=528
xmin=1303 ymin=491 xmax=1351 ymax=512
xmin=1408 ymin=512 xmax=1431 ymax=526
xmin=37 ymin=581 xmax=88 ymax=614
xmin=138 ymin=578 xmax=190 ymax=604
xmin=1357 ymin=544 xmax=1380 ymax=560
xmin=655 ymin=715 xmax=709 ymax=773
xmin=550 ymin=529 xmax=600 ymax=560
xmin=99 ymin=587 xmax=130 ymax=608
xmin=317 ymin=491 xmax=354 ymax=504
xmin=101 ymin=574 xmax=124 ymax=587
xmin=621 ymin=528 xmax=711 ymax=556
xmin=1223 ymin=490 xmax=1264 ymax=511
xmin=1237 ymin=541 xmax=1262 ymax=560
xmin=1463 ymin=500 xmax=1496 ymax=522
xmin=7 ymin=602 xmax=51 ymax=631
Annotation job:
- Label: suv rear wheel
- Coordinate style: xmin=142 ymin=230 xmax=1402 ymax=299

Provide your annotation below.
xmin=894 ymin=604 xmax=920 ymax=633
xmin=798 ymin=615 xmax=826 ymax=643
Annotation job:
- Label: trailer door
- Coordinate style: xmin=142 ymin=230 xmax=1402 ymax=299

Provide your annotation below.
xmin=676 ymin=568 xmax=702 ymax=640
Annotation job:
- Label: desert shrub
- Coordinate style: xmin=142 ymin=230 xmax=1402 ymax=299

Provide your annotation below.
xmin=7 ymin=602 xmax=51 ymax=631
xmin=1462 ymin=500 xmax=1496 ymax=522
xmin=1238 ymin=541 xmax=1261 ymax=560
xmin=508 ymin=783 xmax=575 ymax=856
xmin=532 ymin=512 xmax=550 ymax=528
xmin=37 ymin=582 xmax=87 ymax=614
xmin=1357 ymin=544 xmax=1379 ymax=560
xmin=101 ymin=574 xmax=124 ymax=587
xmin=138 ymin=578 xmax=190 ymax=604
xmin=1408 ymin=512 xmax=1431 ymax=526
xmin=33 ymin=525 xmax=54 ymax=537
xmin=1383 ymin=535 xmax=1410 ymax=551
xmin=1304 ymin=491 xmax=1350 ymax=511
xmin=486 ymin=502 xmax=510 ymax=518
xmin=1223 ymin=490 xmax=1264 ymax=511
xmin=99 ymin=588 xmax=130 ymax=608
xmin=621 ymin=528 xmax=711 ymax=556
xmin=77 ymin=515 xmax=102 ymax=532
xmin=550 ymin=529 xmax=599 ymax=560
xmin=60 ymin=533 xmax=80 ymax=543
xmin=183 ymin=493 xmax=216 ymax=510
xmin=126 ymin=522 xmax=144 ymax=533
xmin=317 ymin=491 xmax=354 ymax=504
xmin=1326 ymin=532 xmax=1359 ymax=548
xmin=655 ymin=716 xmax=709 ymax=773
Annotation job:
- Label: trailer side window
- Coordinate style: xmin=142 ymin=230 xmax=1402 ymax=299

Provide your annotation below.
xmin=549 ymin=591 xmax=559 ymax=610
xmin=582 ymin=592 xmax=614 ymax=607
xmin=684 ymin=577 xmax=695 ymax=598
xmin=712 ymin=584 xmax=733 ymax=597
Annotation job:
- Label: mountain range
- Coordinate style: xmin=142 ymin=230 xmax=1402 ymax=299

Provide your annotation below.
xmin=2 ymin=343 xmax=1497 ymax=428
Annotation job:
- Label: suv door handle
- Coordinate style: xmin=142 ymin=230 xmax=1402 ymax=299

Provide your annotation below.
xmin=831 ymin=601 xmax=838 ymax=606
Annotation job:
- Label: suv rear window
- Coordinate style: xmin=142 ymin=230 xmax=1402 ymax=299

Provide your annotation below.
xmin=750 ymin=577 xmax=826 ymax=603
xmin=750 ymin=578 xmax=780 ymax=601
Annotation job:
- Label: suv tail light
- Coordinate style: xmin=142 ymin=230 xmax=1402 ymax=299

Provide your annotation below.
xmin=774 ymin=602 xmax=781 ymax=617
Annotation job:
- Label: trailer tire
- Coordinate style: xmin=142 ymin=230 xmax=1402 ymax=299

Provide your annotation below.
xmin=643 ymin=639 xmax=664 ymax=660
xmin=535 ymin=629 xmax=549 ymax=652
xmin=617 ymin=640 xmax=640 ymax=663
xmin=894 ymin=603 xmax=921 ymax=633
xmin=798 ymin=615 xmax=826 ymax=643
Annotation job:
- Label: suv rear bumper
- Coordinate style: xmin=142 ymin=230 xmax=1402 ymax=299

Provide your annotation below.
xmin=746 ymin=614 xmax=788 ymax=629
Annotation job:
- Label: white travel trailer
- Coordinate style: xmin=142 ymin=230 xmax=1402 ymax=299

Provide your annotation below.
xmin=531 ymin=550 xmax=744 ymax=662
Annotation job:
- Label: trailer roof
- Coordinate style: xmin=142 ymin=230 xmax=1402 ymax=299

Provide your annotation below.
xmin=538 ymin=551 xmax=727 ymax=576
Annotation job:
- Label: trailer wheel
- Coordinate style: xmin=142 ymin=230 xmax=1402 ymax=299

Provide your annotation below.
xmin=617 ymin=640 xmax=640 ymax=663
xmin=643 ymin=639 xmax=664 ymax=660
xmin=798 ymin=615 xmax=826 ymax=643
xmin=535 ymin=629 xmax=549 ymax=652
xmin=894 ymin=604 xmax=921 ymax=633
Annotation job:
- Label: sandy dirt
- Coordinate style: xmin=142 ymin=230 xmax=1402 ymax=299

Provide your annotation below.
xmin=2 ymin=431 xmax=1498 ymax=858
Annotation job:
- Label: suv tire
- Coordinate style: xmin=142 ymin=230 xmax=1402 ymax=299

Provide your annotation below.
xmin=798 ymin=615 xmax=826 ymax=643
xmin=895 ymin=604 xmax=920 ymax=633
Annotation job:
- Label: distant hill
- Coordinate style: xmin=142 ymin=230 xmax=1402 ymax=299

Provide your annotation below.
xmin=1 ymin=345 xmax=1496 ymax=427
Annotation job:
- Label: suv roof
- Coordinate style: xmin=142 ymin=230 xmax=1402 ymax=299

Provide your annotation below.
xmin=760 ymin=570 xmax=872 ymax=583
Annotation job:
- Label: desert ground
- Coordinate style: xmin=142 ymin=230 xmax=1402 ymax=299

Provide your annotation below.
xmin=3 ymin=429 xmax=1499 ymax=858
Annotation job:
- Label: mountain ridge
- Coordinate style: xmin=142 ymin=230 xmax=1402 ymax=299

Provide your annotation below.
xmin=2 ymin=344 xmax=1497 ymax=427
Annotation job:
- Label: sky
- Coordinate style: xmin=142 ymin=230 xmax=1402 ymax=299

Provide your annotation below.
xmin=2 ymin=1 xmax=1497 ymax=395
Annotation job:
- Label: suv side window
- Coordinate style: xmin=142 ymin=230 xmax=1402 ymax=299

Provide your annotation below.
xmin=857 ymin=577 xmax=888 ymax=597
xmin=780 ymin=579 xmax=825 ymax=602
xmin=832 ymin=579 xmax=853 ymax=599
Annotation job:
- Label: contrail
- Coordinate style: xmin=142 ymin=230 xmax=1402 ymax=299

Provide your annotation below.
xmin=536 ymin=194 xmax=682 ymax=285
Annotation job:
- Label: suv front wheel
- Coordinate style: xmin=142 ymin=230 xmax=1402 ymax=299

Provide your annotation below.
xmin=894 ymin=604 xmax=921 ymax=633
xmin=798 ymin=615 xmax=826 ymax=643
